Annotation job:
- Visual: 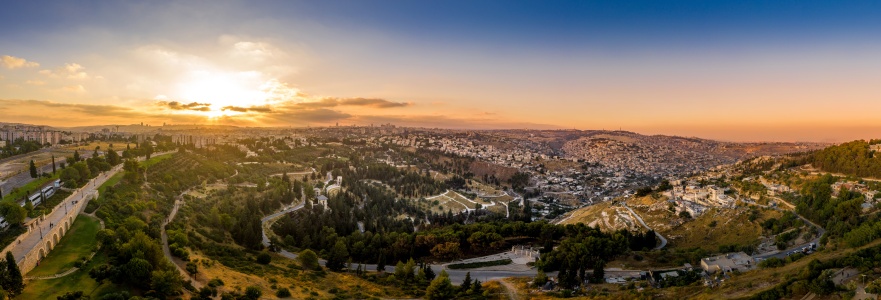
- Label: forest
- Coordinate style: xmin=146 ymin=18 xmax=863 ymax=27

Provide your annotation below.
xmin=811 ymin=140 xmax=881 ymax=178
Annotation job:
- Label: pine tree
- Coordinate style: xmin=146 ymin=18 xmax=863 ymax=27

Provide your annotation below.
xmin=471 ymin=279 xmax=482 ymax=295
xmin=326 ymin=240 xmax=349 ymax=271
xmin=460 ymin=272 xmax=472 ymax=294
xmin=51 ymin=155 xmax=56 ymax=174
xmin=424 ymin=264 xmax=436 ymax=280
xmin=73 ymin=150 xmax=80 ymax=162
xmin=404 ymin=258 xmax=416 ymax=280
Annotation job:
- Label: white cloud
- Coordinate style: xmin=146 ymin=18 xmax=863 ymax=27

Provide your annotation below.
xmin=39 ymin=63 xmax=91 ymax=79
xmin=1 ymin=55 xmax=40 ymax=69
xmin=63 ymin=85 xmax=87 ymax=93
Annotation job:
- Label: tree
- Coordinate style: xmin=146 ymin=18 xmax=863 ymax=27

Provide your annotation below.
xmin=186 ymin=261 xmax=199 ymax=278
xmin=534 ymin=269 xmax=548 ymax=287
xmin=124 ymin=258 xmax=153 ymax=286
xmin=24 ymin=197 xmax=34 ymax=214
xmin=471 ymin=279 xmax=483 ymax=295
xmin=460 ymin=272 xmax=472 ymax=294
xmin=425 ymin=270 xmax=456 ymax=300
xmin=376 ymin=253 xmax=386 ymax=272
xmin=326 ymin=240 xmax=349 ymax=271
xmin=3 ymin=251 xmax=24 ymax=295
xmin=298 ymin=249 xmax=320 ymax=270
xmin=73 ymin=150 xmax=81 ymax=162
xmin=29 ymin=160 xmax=37 ymax=178
xmin=150 ymin=270 xmax=183 ymax=299
xmin=679 ymin=211 xmax=692 ymax=219
xmin=60 ymin=167 xmax=81 ymax=188
xmin=243 ymin=286 xmax=262 ymax=300
xmin=395 ymin=261 xmax=407 ymax=280
xmin=51 ymin=155 xmax=57 ymax=174
xmin=424 ymin=264 xmax=436 ymax=280
xmin=107 ymin=147 xmax=121 ymax=166
xmin=0 ymin=202 xmax=27 ymax=225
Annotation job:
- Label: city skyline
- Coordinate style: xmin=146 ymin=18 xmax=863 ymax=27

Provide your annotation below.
xmin=2 ymin=1 xmax=881 ymax=142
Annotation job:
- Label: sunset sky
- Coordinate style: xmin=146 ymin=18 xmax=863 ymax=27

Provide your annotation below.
xmin=1 ymin=0 xmax=880 ymax=142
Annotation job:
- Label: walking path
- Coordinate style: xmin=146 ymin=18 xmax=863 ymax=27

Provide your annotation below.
xmin=499 ymin=278 xmax=519 ymax=300
xmin=161 ymin=189 xmax=201 ymax=289
xmin=23 ymin=215 xmax=104 ymax=281
xmin=10 ymin=164 xmax=122 ymax=264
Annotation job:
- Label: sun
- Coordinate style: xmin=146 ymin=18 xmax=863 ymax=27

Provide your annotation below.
xmin=176 ymin=70 xmax=271 ymax=116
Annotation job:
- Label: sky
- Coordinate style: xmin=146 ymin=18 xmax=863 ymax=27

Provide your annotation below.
xmin=1 ymin=0 xmax=880 ymax=142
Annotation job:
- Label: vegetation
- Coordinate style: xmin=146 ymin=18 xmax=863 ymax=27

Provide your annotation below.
xmin=0 ymin=139 xmax=43 ymax=160
xmin=811 ymin=139 xmax=881 ymax=178
xmin=26 ymin=215 xmax=101 ymax=277
xmin=447 ymin=259 xmax=512 ymax=270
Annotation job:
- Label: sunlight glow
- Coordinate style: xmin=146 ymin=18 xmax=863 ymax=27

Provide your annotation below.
xmin=176 ymin=70 xmax=271 ymax=117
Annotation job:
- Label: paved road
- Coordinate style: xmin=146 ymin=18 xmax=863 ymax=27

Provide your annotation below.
xmin=1 ymin=152 xmax=96 ymax=199
xmin=746 ymin=198 xmax=825 ymax=260
xmin=621 ymin=203 xmax=668 ymax=250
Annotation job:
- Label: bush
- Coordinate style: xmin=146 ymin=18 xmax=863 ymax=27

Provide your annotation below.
xmin=256 ymin=252 xmax=272 ymax=265
xmin=57 ymin=291 xmax=87 ymax=300
xmin=276 ymin=287 xmax=292 ymax=298
xmin=447 ymin=259 xmax=512 ymax=270
xmin=244 ymin=286 xmax=262 ymax=300
xmin=207 ymin=278 xmax=225 ymax=287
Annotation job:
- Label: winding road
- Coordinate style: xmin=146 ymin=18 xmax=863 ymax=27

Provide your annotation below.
xmin=621 ymin=203 xmax=668 ymax=250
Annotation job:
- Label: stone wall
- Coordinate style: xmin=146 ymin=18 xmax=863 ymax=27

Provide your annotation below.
xmin=14 ymin=190 xmax=95 ymax=275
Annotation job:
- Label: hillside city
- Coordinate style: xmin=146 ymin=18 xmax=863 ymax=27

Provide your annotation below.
xmin=2 ymin=120 xmax=879 ymax=299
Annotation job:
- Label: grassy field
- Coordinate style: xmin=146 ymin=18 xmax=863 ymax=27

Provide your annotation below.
xmin=558 ymin=201 xmax=639 ymax=231
xmin=27 ymin=215 xmax=100 ymax=277
xmin=18 ymin=215 xmax=115 ymax=299
xmin=19 ymin=251 xmax=118 ymax=299
xmin=190 ymin=251 xmax=418 ymax=299
xmin=425 ymin=190 xmax=476 ymax=213
xmin=661 ymin=207 xmax=778 ymax=252
xmin=140 ymin=152 xmax=174 ymax=168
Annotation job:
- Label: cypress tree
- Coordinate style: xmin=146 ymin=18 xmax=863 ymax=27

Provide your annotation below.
xmin=29 ymin=160 xmax=38 ymax=178
xmin=4 ymin=251 xmax=23 ymax=295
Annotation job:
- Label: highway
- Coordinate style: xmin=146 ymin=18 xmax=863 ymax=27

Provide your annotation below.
xmin=1 ymin=151 xmax=95 ymax=199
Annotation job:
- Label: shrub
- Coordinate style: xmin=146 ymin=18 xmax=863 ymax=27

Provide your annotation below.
xmin=276 ymin=287 xmax=292 ymax=298
xmin=256 ymin=252 xmax=272 ymax=265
